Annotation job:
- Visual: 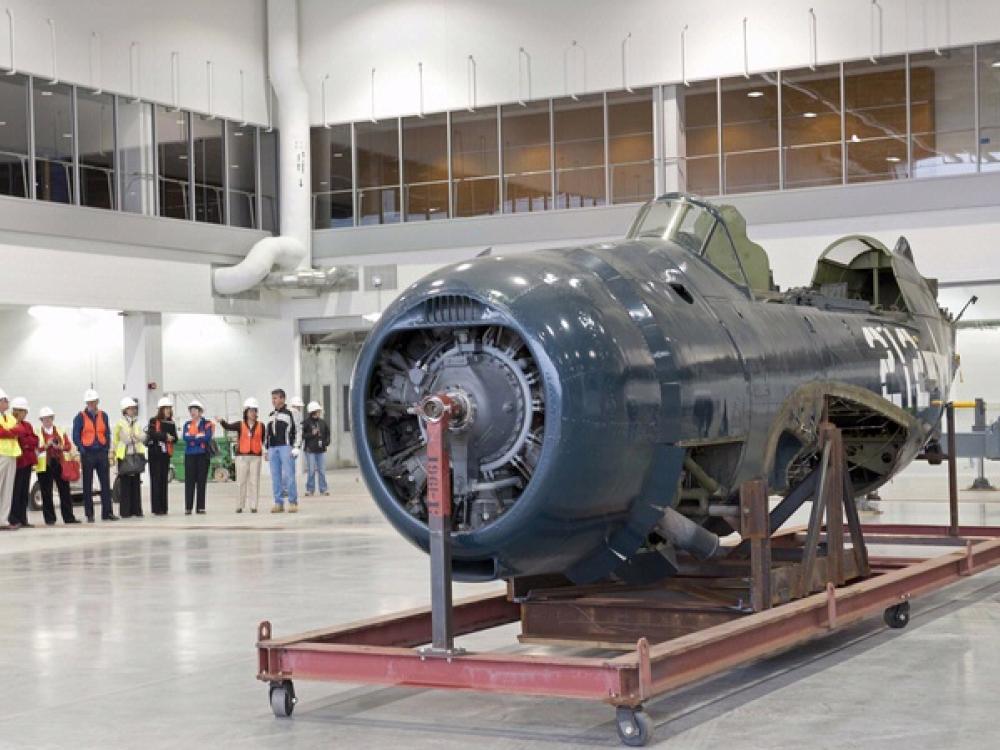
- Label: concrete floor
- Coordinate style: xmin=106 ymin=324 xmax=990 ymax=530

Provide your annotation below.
xmin=2 ymin=463 xmax=1000 ymax=749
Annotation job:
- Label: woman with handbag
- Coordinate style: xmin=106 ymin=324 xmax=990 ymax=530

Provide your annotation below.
xmin=147 ymin=397 xmax=178 ymax=515
xmin=113 ymin=396 xmax=146 ymax=518
xmin=182 ymin=400 xmax=213 ymax=515
xmin=35 ymin=407 xmax=80 ymax=525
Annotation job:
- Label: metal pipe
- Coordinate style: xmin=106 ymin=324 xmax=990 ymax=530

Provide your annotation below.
xmin=684 ymin=456 xmax=720 ymax=494
xmin=656 ymin=508 xmax=723 ymax=561
xmin=46 ymin=18 xmax=58 ymax=85
xmin=947 ymin=402 xmax=959 ymax=536
xmin=90 ymin=32 xmax=102 ymax=94
xmin=129 ymin=42 xmax=140 ymax=102
xmin=5 ymin=9 xmax=15 ymax=75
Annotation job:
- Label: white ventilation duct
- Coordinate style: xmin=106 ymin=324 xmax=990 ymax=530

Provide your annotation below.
xmin=213 ymin=0 xmax=310 ymax=296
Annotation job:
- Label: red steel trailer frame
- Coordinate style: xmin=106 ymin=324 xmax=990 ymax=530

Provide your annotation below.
xmin=256 ymin=402 xmax=1000 ymax=746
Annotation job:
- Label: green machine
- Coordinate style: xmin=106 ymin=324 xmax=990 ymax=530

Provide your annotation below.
xmin=168 ymin=433 xmax=237 ymax=483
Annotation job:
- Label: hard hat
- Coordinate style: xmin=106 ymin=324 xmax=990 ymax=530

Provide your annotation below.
xmin=38 ymin=406 xmax=55 ymax=419
xmin=307 ymin=401 xmax=322 ymax=414
xmin=84 ymin=389 xmax=99 ymax=402
xmin=289 ymin=396 xmax=305 ymax=408
xmin=120 ymin=397 xmax=138 ymax=410
xmin=189 ymin=399 xmax=204 ymax=411
xmin=10 ymin=397 xmax=28 ymax=411
xmin=157 ymin=396 xmax=174 ymax=409
xmin=243 ymin=397 xmax=260 ymax=410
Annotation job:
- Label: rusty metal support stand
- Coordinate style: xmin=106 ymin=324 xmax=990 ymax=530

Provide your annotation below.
xmin=947 ymin=402 xmax=959 ymax=537
xmin=418 ymin=393 xmax=465 ymax=658
xmin=740 ymin=479 xmax=771 ymax=611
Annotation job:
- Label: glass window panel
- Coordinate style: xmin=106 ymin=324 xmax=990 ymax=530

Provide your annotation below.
xmin=845 ymin=56 xmax=908 ymax=183
xmin=608 ymin=88 xmax=653 ymax=204
xmin=0 ymin=74 xmax=30 ymax=198
xmin=227 ymin=121 xmax=256 ymax=228
xmin=781 ymin=64 xmax=843 ymax=188
xmin=671 ymin=79 xmax=719 ymax=196
xmin=403 ymin=112 xmax=448 ymax=221
xmin=721 ymin=73 xmax=779 ymax=194
xmin=311 ymin=124 xmax=352 ymax=229
xmin=260 ymin=127 xmax=278 ymax=233
xmin=502 ymin=100 xmax=551 ymax=213
xmin=910 ymin=47 xmax=975 ymax=178
xmin=117 ymin=98 xmax=154 ymax=214
xmin=33 ymin=82 xmax=75 ymax=204
xmin=77 ymin=89 xmax=115 ymax=209
xmin=356 ymin=118 xmax=400 ymax=225
xmin=977 ymin=43 xmax=1000 ymax=172
xmin=192 ymin=114 xmax=223 ymax=224
xmin=156 ymin=106 xmax=189 ymax=219
xmin=554 ymin=93 xmax=605 ymax=208
xmin=451 ymin=107 xmax=499 ymax=217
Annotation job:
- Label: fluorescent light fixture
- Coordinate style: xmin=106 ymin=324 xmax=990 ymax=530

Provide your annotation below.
xmin=176 ymin=119 xmax=185 ymax=125
xmin=40 ymin=90 xmax=52 ymax=96
xmin=318 ymin=180 xmax=328 ymax=185
xmin=0 ymin=121 xmax=7 ymax=126
xmin=886 ymin=156 xmax=901 ymax=163
xmin=61 ymin=133 xmax=73 ymax=138
xmin=747 ymin=90 xmax=764 ymax=98
xmin=362 ymin=311 xmax=382 ymax=323
xmin=333 ymin=152 xmax=344 ymax=158
xmin=231 ymin=164 xmax=239 ymax=169
xmin=992 ymin=60 xmax=1000 ymax=68
xmin=177 ymin=154 xmax=187 ymax=160
xmin=233 ymin=130 xmax=244 ymax=136
xmin=803 ymin=112 xmax=817 ymax=118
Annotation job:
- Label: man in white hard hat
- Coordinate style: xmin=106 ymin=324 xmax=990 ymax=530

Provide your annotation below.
xmin=218 ymin=397 xmax=265 ymax=513
xmin=0 ymin=387 xmax=21 ymax=530
xmin=301 ymin=401 xmax=331 ymax=497
xmin=72 ymin=389 xmax=117 ymax=522
xmin=265 ymin=389 xmax=298 ymax=513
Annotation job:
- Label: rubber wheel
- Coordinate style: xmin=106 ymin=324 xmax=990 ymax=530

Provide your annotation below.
xmin=269 ymin=681 xmax=296 ymax=718
xmin=615 ymin=707 xmax=654 ymax=747
xmin=30 ymin=482 xmax=43 ymax=512
xmin=883 ymin=601 xmax=911 ymax=629
xmin=213 ymin=467 xmax=230 ymax=483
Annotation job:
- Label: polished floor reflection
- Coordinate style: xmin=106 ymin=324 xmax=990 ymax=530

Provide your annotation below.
xmin=1 ymin=465 xmax=999 ymax=749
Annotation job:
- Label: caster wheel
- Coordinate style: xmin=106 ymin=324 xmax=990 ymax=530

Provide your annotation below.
xmin=269 ymin=680 xmax=296 ymax=718
xmin=883 ymin=601 xmax=910 ymax=629
xmin=615 ymin=706 xmax=654 ymax=747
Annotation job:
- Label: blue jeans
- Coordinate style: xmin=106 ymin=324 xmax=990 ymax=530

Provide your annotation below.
xmin=305 ymin=451 xmax=328 ymax=494
xmin=268 ymin=446 xmax=298 ymax=505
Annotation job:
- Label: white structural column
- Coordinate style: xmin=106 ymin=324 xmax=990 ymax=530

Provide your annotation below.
xmin=122 ymin=312 xmax=163 ymax=419
xmin=662 ymin=85 xmax=684 ymax=193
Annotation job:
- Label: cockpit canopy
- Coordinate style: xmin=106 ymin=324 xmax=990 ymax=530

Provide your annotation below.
xmin=627 ymin=194 xmax=773 ymax=293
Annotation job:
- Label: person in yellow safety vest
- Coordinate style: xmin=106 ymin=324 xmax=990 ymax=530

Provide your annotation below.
xmin=0 ymin=387 xmax=23 ymax=531
xmin=35 ymin=407 xmax=81 ymax=525
xmin=113 ymin=397 xmax=146 ymax=518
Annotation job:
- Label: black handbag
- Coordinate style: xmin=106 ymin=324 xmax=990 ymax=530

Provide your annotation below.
xmin=119 ymin=452 xmax=147 ymax=476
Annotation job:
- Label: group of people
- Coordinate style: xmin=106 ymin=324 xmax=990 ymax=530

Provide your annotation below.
xmin=0 ymin=386 xmax=333 ymax=530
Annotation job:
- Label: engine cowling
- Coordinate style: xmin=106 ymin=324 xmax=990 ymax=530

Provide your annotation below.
xmin=351 ymin=248 xmax=685 ymax=582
